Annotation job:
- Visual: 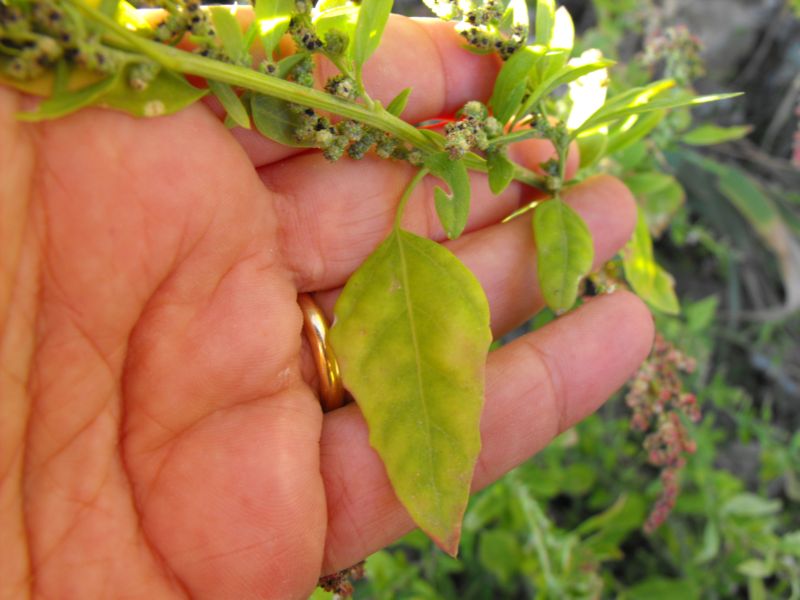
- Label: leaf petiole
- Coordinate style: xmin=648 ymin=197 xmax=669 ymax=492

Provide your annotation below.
xmin=394 ymin=168 xmax=429 ymax=230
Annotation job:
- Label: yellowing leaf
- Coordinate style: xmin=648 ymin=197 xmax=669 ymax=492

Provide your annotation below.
xmin=622 ymin=209 xmax=679 ymax=315
xmin=329 ymin=229 xmax=491 ymax=555
xmin=533 ymin=198 xmax=594 ymax=313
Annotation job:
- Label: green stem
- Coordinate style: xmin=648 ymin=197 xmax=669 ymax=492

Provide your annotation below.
xmin=65 ymin=0 xmax=546 ymax=190
xmin=394 ymin=168 xmax=429 ymax=230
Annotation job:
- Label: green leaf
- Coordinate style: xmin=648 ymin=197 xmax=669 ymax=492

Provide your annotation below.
xmin=621 ymin=209 xmax=679 ymax=315
xmin=329 ymin=229 xmax=492 ymax=555
xmin=520 ymin=58 xmax=614 ymax=120
xmin=478 ymin=531 xmax=521 ymax=585
xmin=97 ymin=69 xmax=207 ymax=118
xmin=386 ymin=87 xmax=411 ymax=117
xmin=575 ymin=92 xmax=742 ymax=136
xmin=255 ymin=0 xmax=294 ymax=56
xmin=604 ymin=109 xmax=664 ymax=156
xmin=487 ymin=149 xmax=515 ymax=195
xmin=533 ymin=198 xmax=594 ymax=313
xmin=535 ymin=0 xmax=556 ymax=46
xmin=490 ymin=45 xmax=542 ymax=124
xmin=575 ymin=129 xmax=608 ymax=168
xmin=682 ymin=123 xmax=751 ymax=146
xmin=425 ymin=152 xmax=471 ymax=239
xmin=627 ymin=578 xmax=699 ymax=600
xmin=250 ymin=94 xmax=315 ymax=147
xmin=210 ymin=6 xmax=245 ymax=61
xmin=99 ymin=0 xmax=119 ymax=18
xmin=16 ymin=75 xmax=119 ymax=121
xmin=208 ymin=80 xmax=250 ymax=129
xmin=693 ymin=522 xmax=720 ymax=564
xmin=737 ymin=559 xmax=773 ymax=579
xmin=352 ymin=0 xmax=393 ymax=72
xmin=500 ymin=0 xmax=528 ymax=35
xmin=721 ymin=493 xmax=782 ymax=518
xmin=623 ymin=172 xmax=685 ymax=236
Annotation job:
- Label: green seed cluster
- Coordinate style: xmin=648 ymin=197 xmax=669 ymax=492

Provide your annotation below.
xmin=444 ymin=100 xmax=502 ymax=159
xmin=0 ymin=0 xmax=160 ymax=87
xmin=423 ymin=0 xmax=528 ymax=60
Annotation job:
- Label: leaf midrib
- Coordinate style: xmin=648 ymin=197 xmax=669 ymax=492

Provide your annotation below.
xmin=394 ymin=231 xmax=442 ymax=513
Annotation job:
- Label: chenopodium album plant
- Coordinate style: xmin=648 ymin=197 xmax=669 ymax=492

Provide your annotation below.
xmin=0 ymin=0 xmax=738 ymax=554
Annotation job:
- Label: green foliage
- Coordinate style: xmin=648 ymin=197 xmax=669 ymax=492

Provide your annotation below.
xmin=533 ymin=198 xmax=594 ymax=313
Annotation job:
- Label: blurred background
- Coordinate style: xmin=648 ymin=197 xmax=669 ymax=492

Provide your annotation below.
xmin=316 ymin=0 xmax=800 ymax=598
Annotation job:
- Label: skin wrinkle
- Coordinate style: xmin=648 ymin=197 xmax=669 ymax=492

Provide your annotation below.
xmin=520 ymin=336 xmax=569 ymax=436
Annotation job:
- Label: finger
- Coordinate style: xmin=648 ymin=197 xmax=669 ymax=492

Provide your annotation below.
xmin=265 ymin=138 xmax=579 ymax=292
xmin=229 ymin=16 xmax=501 ymax=167
xmin=318 ymin=290 xmax=654 ymax=573
xmin=310 ymin=174 xmax=633 ymax=341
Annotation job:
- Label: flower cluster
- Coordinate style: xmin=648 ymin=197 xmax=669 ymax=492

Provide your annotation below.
xmin=626 ymin=333 xmax=701 ymax=533
xmin=443 ymin=100 xmax=502 ymax=159
xmin=317 ymin=561 xmax=365 ymax=599
xmin=641 ymin=24 xmax=705 ymax=86
xmin=423 ymin=0 xmax=527 ymax=60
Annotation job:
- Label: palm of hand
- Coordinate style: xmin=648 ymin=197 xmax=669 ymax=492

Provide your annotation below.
xmin=1 ymin=20 xmax=654 ymax=599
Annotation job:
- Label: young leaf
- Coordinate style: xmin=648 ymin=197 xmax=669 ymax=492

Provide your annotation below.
xmin=16 ymin=75 xmax=119 ymax=121
xmin=535 ymin=0 xmax=556 ymax=46
xmin=575 ymin=92 xmax=742 ymax=136
xmin=533 ymin=198 xmax=594 ymax=313
xmin=97 ymin=69 xmax=207 ymax=118
xmin=329 ymin=229 xmax=492 ymax=556
xmin=210 ymin=6 xmax=245 ymax=61
xmin=255 ymin=0 xmax=294 ymax=56
xmin=624 ymin=172 xmax=684 ymax=235
xmin=251 ymin=94 xmax=316 ymax=147
xmin=681 ymin=124 xmax=752 ymax=146
xmin=487 ymin=149 xmax=515 ymax=195
xmin=519 ymin=58 xmax=614 ymax=120
xmin=622 ymin=209 xmax=680 ymax=315
xmin=386 ymin=87 xmax=411 ymax=117
xmin=208 ymin=80 xmax=250 ymax=129
xmin=352 ymin=0 xmax=393 ymax=72
xmin=490 ymin=46 xmax=542 ymax=124
xmin=425 ymin=152 xmax=471 ymax=239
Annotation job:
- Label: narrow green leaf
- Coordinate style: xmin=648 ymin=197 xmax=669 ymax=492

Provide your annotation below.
xmin=386 ymin=87 xmax=411 ymax=117
xmin=329 ymin=229 xmax=492 ymax=555
xmin=490 ymin=45 xmax=542 ymax=124
xmin=535 ymin=0 xmax=556 ymax=46
xmin=604 ymin=109 xmax=664 ymax=156
xmin=487 ymin=149 xmax=515 ymax=195
xmin=721 ymin=493 xmax=782 ymax=518
xmin=208 ymin=80 xmax=250 ymax=129
xmin=622 ymin=209 xmax=679 ymax=314
xmin=352 ymin=0 xmax=393 ymax=71
xmin=576 ymin=92 xmax=742 ymax=136
xmin=255 ymin=0 xmax=294 ymax=56
xmin=737 ymin=560 xmax=773 ymax=579
xmin=682 ymin=123 xmax=752 ymax=146
xmin=425 ymin=152 xmax=471 ymax=239
xmin=533 ymin=198 xmax=594 ymax=312
xmin=16 ymin=75 xmax=119 ymax=121
xmin=575 ymin=129 xmax=608 ymax=168
xmin=520 ymin=58 xmax=614 ymax=119
xmin=251 ymin=94 xmax=315 ymax=147
xmin=624 ymin=172 xmax=684 ymax=235
xmin=210 ymin=6 xmax=245 ymax=61
xmin=97 ymin=69 xmax=207 ymax=118
xmin=99 ymin=0 xmax=119 ymax=18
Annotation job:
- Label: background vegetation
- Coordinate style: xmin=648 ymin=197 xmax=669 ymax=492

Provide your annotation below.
xmin=315 ymin=0 xmax=800 ymax=597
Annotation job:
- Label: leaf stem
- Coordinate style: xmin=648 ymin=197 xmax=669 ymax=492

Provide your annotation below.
xmin=394 ymin=168 xmax=429 ymax=231
xmin=64 ymin=0 xmax=546 ymax=190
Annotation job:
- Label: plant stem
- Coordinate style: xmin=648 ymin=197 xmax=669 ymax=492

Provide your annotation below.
xmin=394 ymin=168 xmax=429 ymax=230
xmin=65 ymin=0 xmax=545 ymax=190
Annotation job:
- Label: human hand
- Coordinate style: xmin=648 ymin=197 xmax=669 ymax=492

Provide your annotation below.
xmin=0 ymin=15 xmax=653 ymax=600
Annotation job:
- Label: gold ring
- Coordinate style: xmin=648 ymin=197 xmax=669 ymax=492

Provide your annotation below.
xmin=298 ymin=293 xmax=345 ymax=412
